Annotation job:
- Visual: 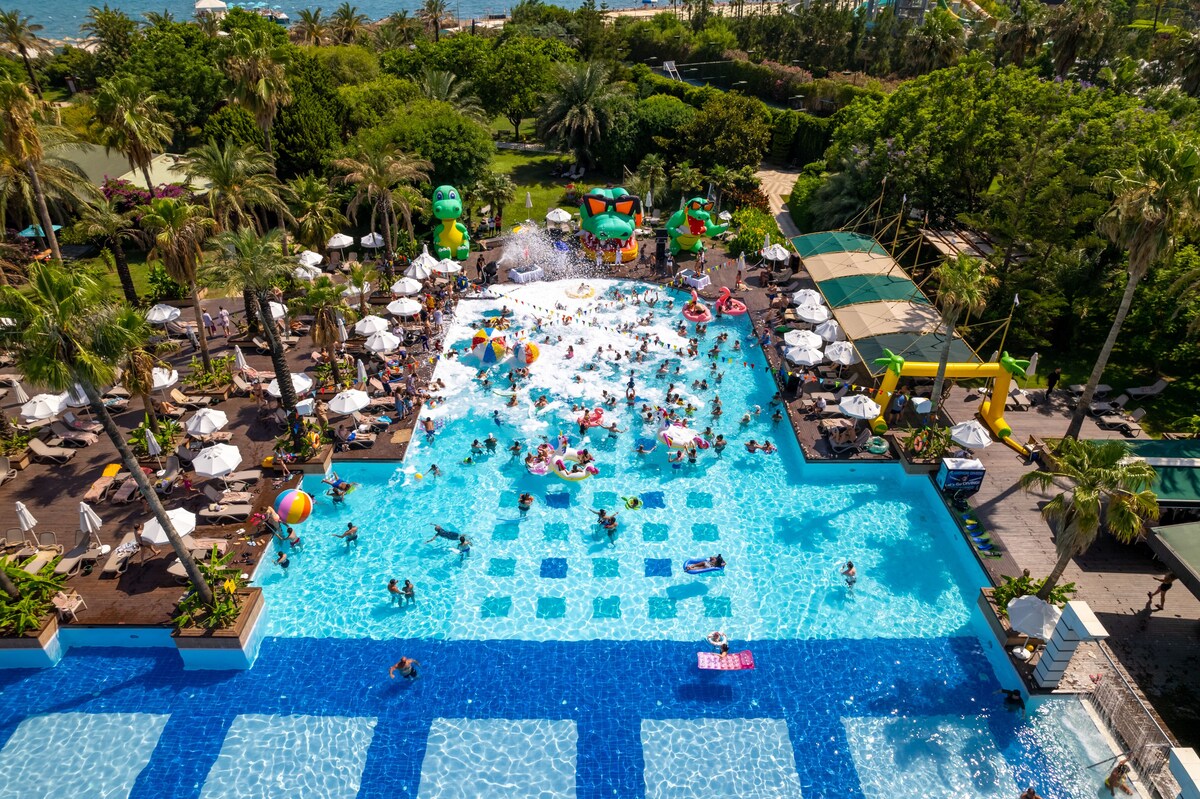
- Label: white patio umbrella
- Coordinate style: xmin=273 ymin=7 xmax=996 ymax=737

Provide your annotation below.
xmin=795 ymin=303 xmax=832 ymax=324
xmin=764 ymin=232 xmax=771 ymax=249
xmin=1007 ymin=595 xmax=1061 ymax=641
xmin=145 ymin=303 xmax=181 ymax=325
xmin=718 ymin=210 xmax=732 ymax=222
xmin=79 ymin=502 xmax=104 ymax=536
xmin=337 ymin=316 xmax=349 ymax=343
xmin=840 ymin=394 xmax=882 ymax=420
xmin=387 ymin=298 xmax=422 ymax=317
xmin=20 ymin=393 xmax=66 ymax=421
xmin=433 ymin=258 xmax=461 ymax=275
xmin=950 ymin=420 xmax=993 ymax=449
xmin=294 ymin=264 xmax=322 ymax=281
xmin=816 ymin=319 xmax=844 ymax=342
xmin=405 ymin=245 xmax=438 ymax=279
xmin=151 ymin=367 xmax=178 ymax=391
xmin=391 ymin=277 xmax=422 ymax=296
xmin=328 ymin=389 xmax=370 ymax=415
xmin=783 ymin=329 xmax=823 ymax=349
xmin=268 ymin=301 xmax=288 ymax=320
xmin=296 ymin=249 xmax=323 ymax=268
xmin=525 ymin=191 xmax=533 ymax=209
xmin=141 ymin=508 xmax=196 ymax=546
xmin=792 ymin=289 xmax=823 ymax=306
xmin=65 ymin=384 xmax=89 ymax=408
xmin=342 ymin=282 xmax=371 ymax=300
xmin=785 ymin=346 xmax=825 ymax=366
xmin=354 ymin=315 xmax=390 ymax=336
xmin=763 ymin=243 xmax=790 ymax=262
xmin=361 ymin=232 xmax=385 ymax=248
xmin=546 ymin=208 xmax=571 ymax=224
xmin=185 ymin=408 xmax=229 ymax=437
xmin=233 ymin=346 xmax=250 ymax=373
xmin=191 ymin=443 xmax=243 ymax=478
xmin=267 ymin=373 xmax=313 ymax=397
xmin=355 ymin=359 xmax=368 ymax=385
xmin=735 ymin=253 xmax=746 ymax=272
xmin=365 ymin=330 xmax=402 ymax=353
xmin=15 ymin=501 xmax=37 ymax=533
xmin=824 ymin=341 xmax=860 ymax=366
xmin=645 ymin=191 xmax=654 ymax=210
xmin=1026 ymin=352 xmax=1039 ymax=377
xmin=13 ymin=381 xmax=28 ymax=405
xmin=327 ymin=233 xmax=354 ymax=250
xmin=145 ymin=430 xmax=162 ymax=463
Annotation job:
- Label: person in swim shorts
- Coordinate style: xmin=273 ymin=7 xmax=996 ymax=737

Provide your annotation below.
xmin=335 ymin=522 xmax=359 ymax=547
xmin=841 ymin=560 xmax=856 ymax=589
xmin=389 ymin=656 xmax=421 ymax=679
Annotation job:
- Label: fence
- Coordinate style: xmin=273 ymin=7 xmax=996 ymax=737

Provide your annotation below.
xmin=1086 ymin=645 xmax=1180 ymax=799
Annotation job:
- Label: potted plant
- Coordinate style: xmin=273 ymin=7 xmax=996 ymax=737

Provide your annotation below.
xmin=129 ymin=417 xmax=183 ymax=461
xmin=1 ymin=428 xmax=34 ymax=470
xmin=979 ymin=573 xmax=1075 ymax=648
xmin=173 ymin=547 xmax=268 ymax=668
xmin=0 ymin=563 xmax=68 ymax=663
xmin=183 ymin=354 xmax=235 ymax=399
xmin=895 ymin=425 xmax=951 ymax=473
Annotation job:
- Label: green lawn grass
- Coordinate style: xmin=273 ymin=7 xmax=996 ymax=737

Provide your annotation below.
xmin=489 ymin=150 xmax=621 ymax=222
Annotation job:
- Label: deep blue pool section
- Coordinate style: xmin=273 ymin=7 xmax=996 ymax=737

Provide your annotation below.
xmin=0 ymin=636 xmax=1070 ymax=799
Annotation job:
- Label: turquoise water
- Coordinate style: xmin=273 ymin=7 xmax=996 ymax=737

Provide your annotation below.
xmin=258 ymin=279 xmax=980 ymax=641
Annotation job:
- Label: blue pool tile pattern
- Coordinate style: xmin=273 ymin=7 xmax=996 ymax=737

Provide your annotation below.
xmin=541 ymin=558 xmax=568 ymax=579
xmin=480 ymin=597 xmax=512 ymax=618
xmin=644 ymin=558 xmax=673 ymax=577
xmin=640 ymin=492 xmax=666 ymax=509
xmin=487 ymin=558 xmax=516 ymax=577
xmin=640 ymin=718 xmax=802 ymax=799
xmin=418 ymin=718 xmax=578 ymax=799
xmin=537 ymin=598 xmax=566 ymax=618
xmin=200 ymin=714 xmax=377 ymax=799
xmin=592 ymin=596 xmax=621 ymax=618
xmin=545 ymin=492 xmax=571 ymax=509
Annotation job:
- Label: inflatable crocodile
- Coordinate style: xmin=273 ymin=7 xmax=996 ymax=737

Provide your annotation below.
xmin=431 ymin=185 xmax=470 ymax=260
xmin=579 ymin=187 xmax=642 ymax=264
xmin=666 ymin=197 xmax=729 ymax=255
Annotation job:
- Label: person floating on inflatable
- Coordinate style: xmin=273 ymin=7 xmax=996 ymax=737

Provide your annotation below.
xmin=715 ymin=287 xmax=747 ymax=316
xmin=682 ymin=290 xmax=713 ymax=323
xmin=685 ymin=554 xmax=726 ymax=573
xmin=322 ymin=472 xmax=357 ymax=501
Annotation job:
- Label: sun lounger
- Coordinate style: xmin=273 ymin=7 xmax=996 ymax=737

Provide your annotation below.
xmin=111 ymin=477 xmax=141 ymax=505
xmin=352 ymin=411 xmax=389 ymax=432
xmin=187 ymin=538 xmax=229 ymax=560
xmin=830 ymin=428 xmax=871 ymax=455
xmin=170 ymin=388 xmax=217 ymax=409
xmin=83 ymin=474 xmax=118 ymax=502
xmin=202 ymin=483 xmax=253 ymax=505
xmin=22 ymin=547 xmax=59 ymax=575
xmin=52 ymin=589 xmax=87 ymax=622
xmin=101 ymin=531 xmax=139 ymax=576
xmin=0 ymin=457 xmax=14 ymax=488
xmin=1126 ymin=378 xmax=1168 ymax=400
xmin=232 ymin=374 xmax=255 ymax=396
xmin=224 ymin=469 xmax=262 ymax=486
xmin=198 ymin=503 xmax=253 ymax=524
xmin=54 ymin=533 xmax=102 ymax=577
xmin=155 ymin=455 xmax=181 ymax=495
xmin=49 ymin=422 xmax=99 ymax=447
xmin=1089 ymin=393 xmax=1129 ymax=417
xmin=165 ymin=319 xmax=197 ymax=338
xmin=1113 ymin=407 xmax=1148 ymax=437
xmin=63 ymin=411 xmax=102 ymax=433
xmin=154 ymin=400 xmax=186 ymax=420
xmin=337 ymin=431 xmax=376 ymax=450
xmin=1006 ymin=389 xmax=1032 ymax=411
xmin=29 ymin=437 xmax=76 ymax=464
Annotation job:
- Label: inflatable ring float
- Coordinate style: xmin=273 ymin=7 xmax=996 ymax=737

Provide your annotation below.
xmin=682 ymin=290 xmax=713 ymax=323
xmin=552 ymin=448 xmax=599 ymax=481
xmin=715 ymin=287 xmax=748 ymax=316
xmin=706 ymin=631 xmax=728 ymax=647
xmin=659 ymin=423 xmax=711 ymax=451
xmin=566 ymin=283 xmax=596 ymax=299
xmin=623 ymin=496 xmax=643 ymax=510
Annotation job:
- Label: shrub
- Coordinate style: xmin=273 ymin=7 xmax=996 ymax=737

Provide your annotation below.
xmin=726 ymin=206 xmax=786 ymax=258
xmin=0 ymin=565 xmax=68 ymax=636
xmin=992 ymin=573 xmax=1076 ymax=614
xmin=146 ymin=263 xmax=187 ymax=302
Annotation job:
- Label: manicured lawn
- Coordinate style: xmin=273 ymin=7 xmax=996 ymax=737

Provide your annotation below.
xmin=79 ymin=250 xmax=154 ymax=299
xmin=490 ymin=150 xmax=620 ymax=223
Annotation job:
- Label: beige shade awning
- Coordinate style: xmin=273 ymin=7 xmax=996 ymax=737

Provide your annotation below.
xmin=833 ymin=300 xmax=943 ymax=340
xmin=803 ymin=251 xmax=902 ymax=282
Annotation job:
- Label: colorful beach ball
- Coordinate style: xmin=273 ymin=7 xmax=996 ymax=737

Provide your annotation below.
xmin=274 ymin=489 xmax=313 ymax=524
xmin=512 ymin=341 xmax=540 ymax=365
xmin=472 ymin=339 xmax=508 ymax=365
xmin=471 ymin=327 xmax=505 ymax=349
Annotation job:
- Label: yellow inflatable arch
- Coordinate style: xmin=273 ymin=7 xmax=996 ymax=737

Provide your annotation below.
xmin=869 ymin=349 xmax=1031 ymax=455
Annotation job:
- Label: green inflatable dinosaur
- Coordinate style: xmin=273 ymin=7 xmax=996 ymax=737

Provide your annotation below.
xmin=430 ymin=185 xmax=470 ymax=260
xmin=579 ymin=187 xmax=642 ymax=264
xmin=666 ymin=197 xmax=729 ymax=255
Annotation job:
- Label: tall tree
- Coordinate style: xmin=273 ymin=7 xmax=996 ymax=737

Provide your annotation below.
xmin=635 ymin=154 xmax=667 ymax=208
xmin=929 ymin=253 xmax=996 ymax=412
xmin=329 ymin=2 xmax=368 ymax=44
xmin=373 ymin=11 xmax=421 ymax=50
xmin=537 ymin=62 xmax=626 ymax=168
xmin=224 ymin=28 xmax=293 ymax=160
xmin=1065 ymin=135 xmax=1200 ymax=439
xmin=204 ymin=226 xmax=300 ymax=418
xmin=138 ymin=197 xmax=217 ymax=371
xmin=181 ymin=138 xmax=286 ymax=232
xmin=993 ymin=0 xmax=1044 ymax=68
xmin=287 ymin=173 xmax=347 ymax=253
xmin=416 ymin=68 xmax=485 ymax=120
xmin=1020 ymin=439 xmax=1158 ymax=599
xmin=72 ymin=196 xmax=140 ymax=304
xmin=418 ymin=0 xmax=449 ymax=42
xmin=390 ymin=184 xmax=428 ymax=242
xmin=0 ymin=74 xmax=59 ymax=261
xmin=293 ymin=8 xmax=328 ymax=46
xmin=474 ymin=170 xmax=516 ymax=225
xmin=0 ymin=263 xmax=214 ymax=604
xmin=90 ymin=76 xmax=174 ymax=191
xmin=1046 ymin=0 xmax=1112 ymax=80
xmin=0 ymin=10 xmax=46 ymax=99
xmin=296 ymin=275 xmax=354 ymax=387
xmin=334 ymin=145 xmax=431 ymax=255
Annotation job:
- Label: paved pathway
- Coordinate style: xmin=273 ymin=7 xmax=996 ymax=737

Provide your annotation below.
xmin=756 ymin=166 xmax=803 ymax=240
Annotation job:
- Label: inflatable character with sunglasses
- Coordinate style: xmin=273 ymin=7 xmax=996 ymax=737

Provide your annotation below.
xmin=579 ymin=187 xmax=643 ymax=264
xmin=666 ymin=197 xmax=729 ymax=255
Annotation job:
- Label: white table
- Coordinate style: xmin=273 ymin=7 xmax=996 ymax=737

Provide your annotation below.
xmin=678 ymin=269 xmax=711 ymax=290
xmin=510 ymin=264 xmax=545 ymax=284
xmin=296 ymin=397 xmax=315 ymax=417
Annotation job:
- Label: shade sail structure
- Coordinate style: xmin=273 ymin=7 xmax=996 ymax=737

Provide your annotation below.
xmin=1150 ymin=523 xmax=1200 ymax=598
xmin=820 ymin=274 xmax=929 ymax=309
xmin=834 ymin=300 xmax=942 ymax=341
xmin=792 ymin=231 xmax=887 ymax=258
xmin=854 ymin=333 xmax=979 ymax=376
xmin=802 ymin=251 xmax=901 ymax=283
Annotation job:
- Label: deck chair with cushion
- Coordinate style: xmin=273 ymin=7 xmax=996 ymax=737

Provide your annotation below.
xmin=1116 ymin=407 xmax=1148 ymax=437
xmin=187 ymin=538 xmax=229 ymax=560
xmin=155 ymin=455 xmax=182 ymax=495
xmin=111 ymin=476 xmax=141 ymax=504
xmin=202 ymin=483 xmax=254 ymax=505
xmin=29 ymin=437 xmax=76 ymax=464
xmin=54 ymin=532 xmax=103 ymax=577
xmin=154 ymin=400 xmax=186 ymax=420
xmin=351 ymin=410 xmax=389 ymax=432
xmin=84 ymin=473 xmax=119 ymax=502
xmin=231 ymin=374 xmax=255 ymax=396
xmin=48 ymin=422 xmax=99 ymax=447
xmin=0 ymin=457 xmax=15 ymax=488
xmin=101 ymin=531 xmax=139 ymax=577
xmin=198 ymin=503 xmax=253 ymax=524
xmin=63 ymin=411 xmax=102 ymax=433
xmin=1006 ymin=388 xmax=1032 ymax=412
xmin=336 ymin=430 xmax=376 ymax=451
xmin=830 ymin=427 xmax=871 ymax=456
xmin=1127 ymin=378 xmax=1168 ymax=400
xmin=165 ymin=320 xmax=197 ymax=339
xmin=169 ymin=388 xmax=217 ymax=409
xmin=22 ymin=542 xmax=62 ymax=575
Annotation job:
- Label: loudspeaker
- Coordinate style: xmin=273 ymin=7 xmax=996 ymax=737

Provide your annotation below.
xmin=655 ymin=237 xmax=667 ymax=262
xmin=789 ymin=253 xmax=801 ymax=271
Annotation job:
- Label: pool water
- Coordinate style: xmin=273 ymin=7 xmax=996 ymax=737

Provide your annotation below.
xmin=0 ymin=279 xmax=1135 ymax=798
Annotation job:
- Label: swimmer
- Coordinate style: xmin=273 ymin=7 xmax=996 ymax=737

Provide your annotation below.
xmin=389 ymin=656 xmax=421 ymax=680
xmin=566 ymin=345 xmax=575 ymax=359
xmin=999 ymin=688 xmax=1026 ymax=718
xmin=606 ymin=422 xmax=624 ymax=437
xmin=402 ymin=579 xmax=416 ymax=604
xmin=685 ymin=554 xmax=726 ymax=572
xmin=421 ymin=417 xmax=437 ymax=438
xmin=841 ymin=560 xmax=857 ymax=589
xmin=772 ymin=409 xmax=783 ymax=423
xmin=713 ymin=434 xmax=727 ymax=453
xmin=286 ymin=526 xmax=302 ymax=549
xmin=636 ymin=443 xmax=650 ymax=454
xmin=509 ymin=440 xmax=523 ymax=455
xmin=335 ymin=522 xmax=359 ymax=546
xmin=687 ymin=447 xmax=698 ymax=464
xmin=457 ymin=534 xmax=472 ymax=559
xmin=534 ymin=396 xmax=549 ymax=408
xmin=388 ymin=578 xmax=402 ymax=605
xmin=470 ymin=439 xmax=484 ymax=455
xmin=275 ymin=550 xmax=289 ymax=570
xmin=425 ymin=524 xmax=460 ymax=543
xmin=740 ymin=413 xmax=752 ymax=426
xmin=1019 ymin=789 xmax=1044 ymax=799
xmin=745 ymin=439 xmax=759 ymax=452
xmin=485 ymin=434 xmax=498 ymax=452
xmin=492 ymin=409 xmax=503 ymax=425
xmin=518 ymin=492 xmax=534 ymax=511
xmin=1105 ymin=760 xmax=1132 ymax=795
xmin=428 ymin=464 xmax=442 ymax=477
xmin=761 ymin=441 xmax=777 ymax=454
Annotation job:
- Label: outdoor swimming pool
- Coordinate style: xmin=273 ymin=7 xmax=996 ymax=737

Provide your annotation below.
xmin=0 ymin=280 xmax=1136 ymax=798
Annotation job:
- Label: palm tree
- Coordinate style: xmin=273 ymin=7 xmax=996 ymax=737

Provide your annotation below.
xmin=296 ymin=275 xmax=355 ymax=387
xmin=345 ymin=262 xmax=376 ymax=316
xmin=1046 ymin=0 xmax=1111 ymax=79
xmin=224 ymin=28 xmax=293 ymax=160
xmin=373 ymin=12 xmax=421 ymax=49
xmin=417 ymin=68 xmax=485 ymax=120
xmin=142 ymin=9 xmax=174 ymax=26
xmin=418 ymin=0 xmax=449 ymax=41
xmin=121 ymin=334 xmax=174 ymax=435
xmin=1020 ymin=439 xmax=1159 ymax=599
xmin=138 ymin=197 xmax=217 ymax=372
xmin=0 ymin=10 xmax=46 ymax=99
xmin=0 ymin=263 xmax=214 ymax=604
xmin=72 ymin=195 xmax=140 ymax=304
xmin=0 ymin=74 xmax=59 ymax=261
xmin=293 ymin=8 xmax=327 ymax=45
xmin=181 ymin=138 xmax=285 ymax=232
xmin=537 ymin=62 xmax=626 ymax=169
xmin=1065 ymin=135 xmax=1200 ymax=440
xmin=390 ymin=185 xmax=428 ymax=242
xmin=636 ymin=154 xmax=667 ymax=209
xmin=204 ymin=226 xmax=300 ymax=419
xmin=903 ymin=8 xmax=964 ymax=75
xmin=670 ymin=160 xmax=705 ymax=200
xmin=994 ymin=0 xmax=1045 ymax=68
xmin=0 ymin=126 xmax=94 ymax=242
xmin=1177 ymin=32 xmax=1200 ymax=98
xmin=929 ymin=253 xmax=995 ymax=412
xmin=287 ymin=174 xmax=347 ymax=253
xmin=474 ymin=170 xmax=516 ymax=226
xmin=334 ymin=145 xmax=431 ymax=257
xmin=90 ymin=76 xmax=174 ymax=191
xmin=329 ymin=1 xmax=368 ymax=43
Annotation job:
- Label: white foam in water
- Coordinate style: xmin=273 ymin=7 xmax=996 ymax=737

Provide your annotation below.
xmin=417 ymin=718 xmax=578 ymax=799
xmin=640 ymin=718 xmax=803 ymax=799
xmin=0 ymin=712 xmax=169 ymax=799
xmin=200 ymin=714 xmax=377 ymax=799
